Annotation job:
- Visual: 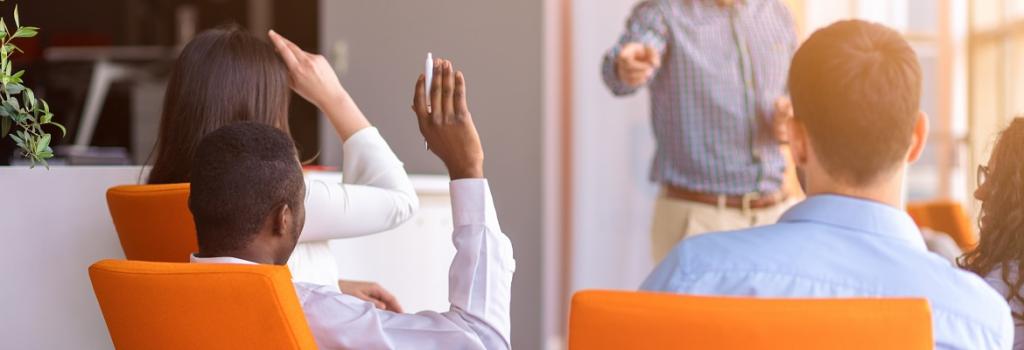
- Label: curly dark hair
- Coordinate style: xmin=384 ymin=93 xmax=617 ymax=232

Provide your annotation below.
xmin=959 ymin=117 xmax=1024 ymax=321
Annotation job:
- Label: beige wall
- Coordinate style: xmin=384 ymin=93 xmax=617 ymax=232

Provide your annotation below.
xmin=319 ymin=1 xmax=548 ymax=348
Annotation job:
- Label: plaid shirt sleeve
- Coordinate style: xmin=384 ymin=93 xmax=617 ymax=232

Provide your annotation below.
xmin=601 ymin=0 xmax=669 ymax=96
xmin=760 ymin=3 xmax=798 ymax=127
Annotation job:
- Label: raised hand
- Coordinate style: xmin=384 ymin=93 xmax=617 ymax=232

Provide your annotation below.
xmin=412 ymin=59 xmax=484 ymax=180
xmin=268 ymin=29 xmax=369 ymax=140
xmin=616 ymin=42 xmax=661 ymax=87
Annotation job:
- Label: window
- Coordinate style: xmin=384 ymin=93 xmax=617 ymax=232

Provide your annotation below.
xmin=970 ymin=0 xmax=1024 ymax=174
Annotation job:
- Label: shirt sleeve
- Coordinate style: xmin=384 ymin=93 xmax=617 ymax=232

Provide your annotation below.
xmin=298 ymin=127 xmax=420 ymax=242
xmin=297 ymin=179 xmax=515 ymax=350
xmin=445 ymin=179 xmax=514 ymax=348
xmin=601 ymin=0 xmax=669 ymax=96
xmin=762 ymin=2 xmax=798 ymax=126
xmin=639 ymin=246 xmax=685 ymax=292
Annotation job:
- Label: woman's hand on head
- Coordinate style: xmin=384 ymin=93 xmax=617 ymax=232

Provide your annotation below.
xmin=268 ymin=30 xmax=346 ymax=110
xmin=269 ymin=30 xmax=369 ymax=140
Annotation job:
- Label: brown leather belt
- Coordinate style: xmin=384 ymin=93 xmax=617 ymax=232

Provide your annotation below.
xmin=664 ymin=185 xmax=787 ymax=209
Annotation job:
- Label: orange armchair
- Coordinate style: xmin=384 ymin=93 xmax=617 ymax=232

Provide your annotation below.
xmin=568 ymin=290 xmax=932 ymax=350
xmin=906 ymin=200 xmax=977 ymax=250
xmin=106 ymin=184 xmax=197 ymax=262
xmin=89 ymin=259 xmax=318 ymax=350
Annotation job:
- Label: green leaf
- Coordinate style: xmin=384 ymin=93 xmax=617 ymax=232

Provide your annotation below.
xmin=7 ymin=95 xmax=19 ymax=110
xmin=11 ymin=69 xmax=22 ymax=80
xmin=40 ymin=112 xmax=51 ymax=124
xmin=12 ymin=26 xmax=37 ymax=39
xmin=1 ymin=115 xmax=9 ymax=137
xmin=35 ymin=133 xmax=49 ymax=153
xmin=23 ymin=87 xmax=34 ymax=108
xmin=14 ymin=5 xmax=20 ymax=28
xmin=1 ymin=18 xmax=8 ymax=39
xmin=51 ymin=121 xmax=66 ymax=137
xmin=6 ymin=82 xmax=24 ymax=95
xmin=9 ymin=132 xmax=23 ymax=147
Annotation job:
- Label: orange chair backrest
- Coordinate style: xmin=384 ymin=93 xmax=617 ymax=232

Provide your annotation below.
xmin=89 ymin=259 xmax=318 ymax=350
xmin=568 ymin=290 xmax=932 ymax=350
xmin=107 ymin=184 xmax=197 ymax=262
xmin=906 ymin=200 xmax=977 ymax=250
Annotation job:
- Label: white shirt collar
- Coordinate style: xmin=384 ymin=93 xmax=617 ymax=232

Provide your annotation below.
xmin=189 ymin=254 xmax=259 ymax=265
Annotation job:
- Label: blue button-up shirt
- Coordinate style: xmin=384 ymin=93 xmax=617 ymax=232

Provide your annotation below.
xmin=642 ymin=195 xmax=1014 ymax=349
xmin=602 ymin=0 xmax=796 ymax=195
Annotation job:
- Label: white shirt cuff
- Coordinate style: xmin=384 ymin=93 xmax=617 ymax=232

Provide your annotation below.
xmin=450 ymin=179 xmax=500 ymax=229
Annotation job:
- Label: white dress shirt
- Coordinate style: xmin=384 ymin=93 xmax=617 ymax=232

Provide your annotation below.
xmin=288 ymin=127 xmax=419 ymax=291
xmin=193 ymin=179 xmax=514 ymax=350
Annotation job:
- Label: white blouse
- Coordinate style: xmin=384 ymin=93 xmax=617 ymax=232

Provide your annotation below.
xmin=287 ymin=127 xmax=419 ymax=291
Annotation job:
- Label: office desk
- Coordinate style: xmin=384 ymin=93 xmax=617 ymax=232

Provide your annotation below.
xmin=0 ymin=166 xmax=453 ymax=349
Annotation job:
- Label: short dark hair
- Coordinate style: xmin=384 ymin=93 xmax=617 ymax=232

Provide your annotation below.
xmin=189 ymin=122 xmax=304 ymax=253
xmin=788 ymin=20 xmax=922 ymax=186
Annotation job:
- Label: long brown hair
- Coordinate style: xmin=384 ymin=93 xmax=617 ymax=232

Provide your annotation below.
xmin=148 ymin=25 xmax=291 ymax=184
xmin=959 ymin=117 xmax=1024 ymax=320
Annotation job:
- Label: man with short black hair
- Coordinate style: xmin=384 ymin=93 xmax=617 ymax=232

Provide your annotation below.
xmin=189 ymin=122 xmax=307 ymax=263
xmin=189 ymin=59 xmax=514 ymax=349
xmin=640 ymin=20 xmax=1012 ymax=349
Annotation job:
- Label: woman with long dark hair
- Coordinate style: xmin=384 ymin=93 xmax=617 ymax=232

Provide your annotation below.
xmin=148 ymin=26 xmax=416 ymax=311
xmin=959 ymin=117 xmax=1024 ymax=348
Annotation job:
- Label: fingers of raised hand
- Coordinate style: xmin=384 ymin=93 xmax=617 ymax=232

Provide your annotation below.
xmin=455 ymin=71 xmax=469 ymax=116
xmin=430 ymin=59 xmax=444 ymax=120
xmin=413 ymin=74 xmax=429 ymax=122
xmin=442 ymin=61 xmax=456 ymax=121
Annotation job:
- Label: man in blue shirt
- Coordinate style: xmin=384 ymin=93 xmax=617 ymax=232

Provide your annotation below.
xmin=641 ymin=20 xmax=1013 ymax=349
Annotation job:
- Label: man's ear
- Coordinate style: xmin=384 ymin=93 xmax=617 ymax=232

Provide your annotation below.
xmin=273 ymin=203 xmax=293 ymax=237
xmin=906 ymin=111 xmax=929 ymax=164
xmin=789 ymin=117 xmax=809 ymax=166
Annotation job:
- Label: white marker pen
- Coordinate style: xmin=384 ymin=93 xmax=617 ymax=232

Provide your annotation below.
xmin=425 ymin=52 xmax=433 ymax=108
xmin=424 ymin=52 xmax=433 ymax=150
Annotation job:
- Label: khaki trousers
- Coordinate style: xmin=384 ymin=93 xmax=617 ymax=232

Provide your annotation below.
xmin=650 ymin=189 xmax=797 ymax=263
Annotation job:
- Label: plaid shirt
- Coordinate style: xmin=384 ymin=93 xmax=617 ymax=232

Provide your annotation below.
xmin=602 ymin=0 xmax=796 ymax=196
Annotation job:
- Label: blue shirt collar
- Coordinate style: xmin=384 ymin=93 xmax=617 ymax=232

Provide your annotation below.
xmin=779 ymin=194 xmax=927 ymax=250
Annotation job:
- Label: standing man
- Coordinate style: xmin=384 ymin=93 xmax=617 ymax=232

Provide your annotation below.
xmin=602 ymin=0 xmax=798 ymax=262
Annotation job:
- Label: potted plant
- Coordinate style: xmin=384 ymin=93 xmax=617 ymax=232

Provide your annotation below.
xmin=0 ymin=4 xmax=63 ymax=167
